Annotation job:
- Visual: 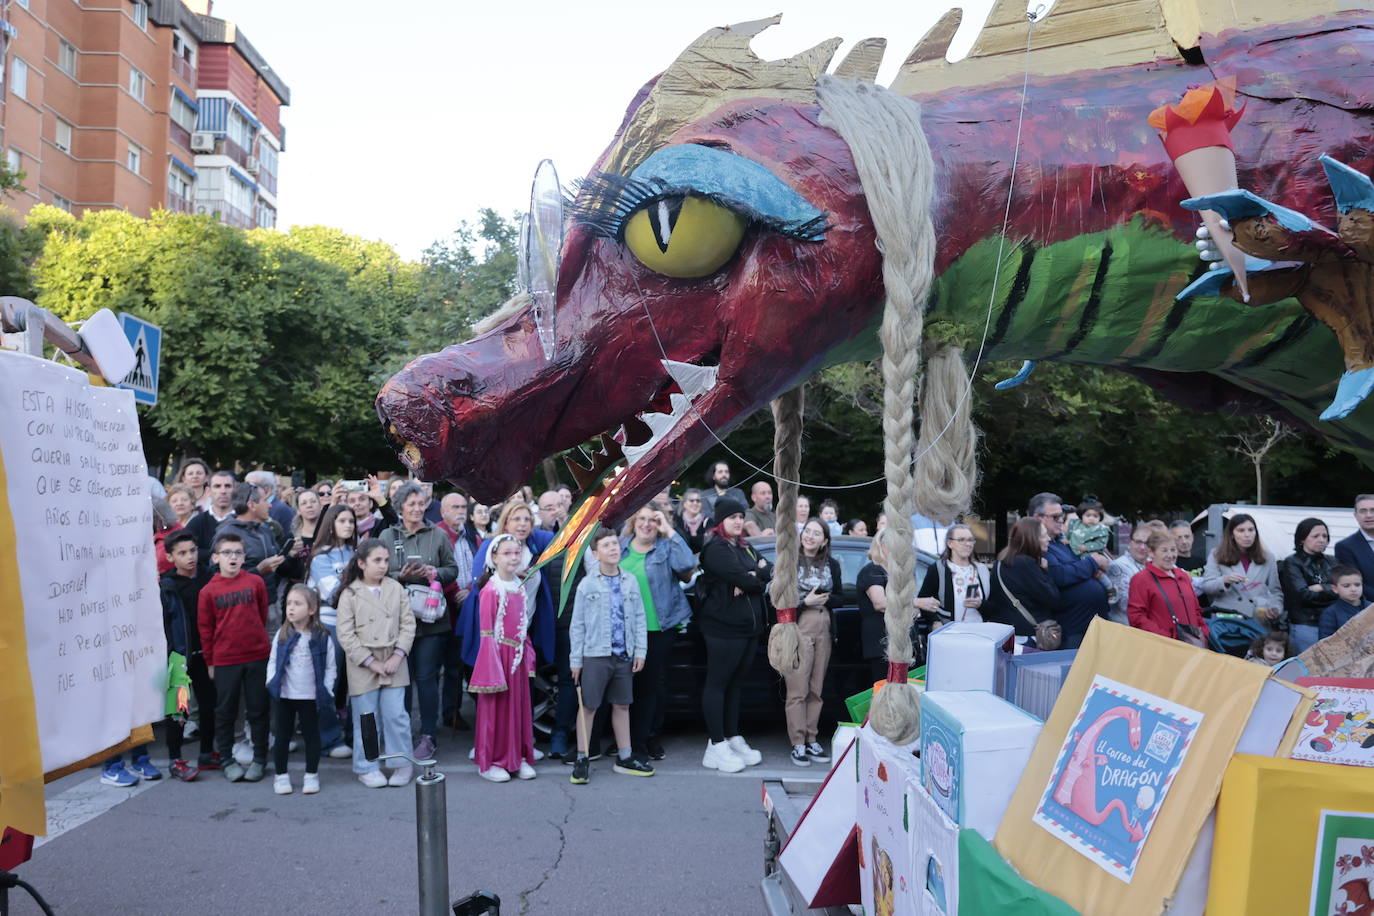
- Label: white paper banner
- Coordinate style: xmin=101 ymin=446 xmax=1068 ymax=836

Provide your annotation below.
xmin=0 ymin=352 xmax=166 ymax=771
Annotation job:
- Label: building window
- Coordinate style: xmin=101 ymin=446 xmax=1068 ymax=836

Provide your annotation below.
xmin=131 ymin=1 xmax=147 ymax=30
xmin=171 ymin=94 xmax=196 ymax=131
xmin=256 ymin=202 xmax=276 ymax=229
xmin=55 ymin=120 xmax=72 ymax=153
xmin=127 ymin=144 xmax=141 ymax=174
xmin=14 ymin=0 xmax=28 ymax=9
xmin=226 ymin=172 xmax=253 ymax=214
xmin=168 ymin=168 xmax=191 ymax=200
xmin=257 ymin=143 xmax=278 ymax=177
xmin=227 ymin=109 xmax=254 ymax=151
xmin=11 ymin=59 xmax=27 ymax=100
xmin=58 ymin=40 xmax=78 ymax=77
xmin=52 ymin=194 xmax=72 ymax=212
xmin=129 ymin=67 xmax=145 ymax=103
xmin=6 ymin=149 xmax=20 ymax=174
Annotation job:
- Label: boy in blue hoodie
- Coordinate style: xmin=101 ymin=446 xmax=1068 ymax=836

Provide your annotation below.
xmin=1320 ymin=565 xmax=1368 ymax=639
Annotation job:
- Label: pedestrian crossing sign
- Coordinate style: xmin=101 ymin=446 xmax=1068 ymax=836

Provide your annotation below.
xmin=116 ymin=312 xmax=161 ymax=405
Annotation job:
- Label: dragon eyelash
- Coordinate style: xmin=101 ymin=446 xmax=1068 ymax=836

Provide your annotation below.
xmin=568 ymin=144 xmax=829 ymax=243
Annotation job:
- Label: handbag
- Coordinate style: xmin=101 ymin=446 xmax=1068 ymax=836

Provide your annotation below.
xmin=996 ymin=561 xmax=1062 ymax=650
xmin=1149 ymin=571 xmax=1208 ymax=648
xmin=406 ymin=583 xmax=442 ymax=624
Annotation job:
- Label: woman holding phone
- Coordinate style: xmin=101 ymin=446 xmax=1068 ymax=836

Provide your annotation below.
xmin=291 ymin=488 xmax=324 ymax=554
xmin=784 ymin=518 xmax=843 ymax=767
xmin=916 ymin=523 xmax=990 ymax=627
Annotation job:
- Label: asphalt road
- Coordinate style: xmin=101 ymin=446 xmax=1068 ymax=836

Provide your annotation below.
xmin=12 ymin=724 xmax=815 ymax=915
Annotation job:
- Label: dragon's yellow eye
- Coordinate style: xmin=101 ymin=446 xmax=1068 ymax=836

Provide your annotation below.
xmin=623 ymin=196 xmax=747 ymax=278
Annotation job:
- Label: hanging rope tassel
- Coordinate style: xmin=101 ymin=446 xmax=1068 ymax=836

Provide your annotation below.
xmin=767 ymin=386 xmax=806 ymax=675
xmin=914 ymin=344 xmax=979 ymax=525
xmin=818 ymin=75 xmax=937 ymax=747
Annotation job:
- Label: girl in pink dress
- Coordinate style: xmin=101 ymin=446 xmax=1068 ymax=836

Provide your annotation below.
xmin=470 ymin=534 xmax=537 ymax=782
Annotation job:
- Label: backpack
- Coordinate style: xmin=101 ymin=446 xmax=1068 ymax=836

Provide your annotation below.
xmin=1206 ymin=615 xmax=1266 ymax=657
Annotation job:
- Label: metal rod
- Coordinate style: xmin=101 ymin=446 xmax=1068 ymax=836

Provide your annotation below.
xmin=415 ymin=770 xmax=449 ymax=916
xmin=0 ymin=297 xmax=101 ymax=374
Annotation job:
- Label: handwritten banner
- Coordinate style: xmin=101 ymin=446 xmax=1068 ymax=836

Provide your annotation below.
xmin=0 ymin=353 xmax=165 ymax=773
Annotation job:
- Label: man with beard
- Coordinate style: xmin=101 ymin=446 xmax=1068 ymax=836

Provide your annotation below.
xmin=700 ymin=460 xmax=747 ymax=520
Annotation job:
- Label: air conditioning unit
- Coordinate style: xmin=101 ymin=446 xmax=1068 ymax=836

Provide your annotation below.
xmin=190 ymin=131 xmax=215 ymax=152
xmin=245 ymin=156 xmax=258 ymax=174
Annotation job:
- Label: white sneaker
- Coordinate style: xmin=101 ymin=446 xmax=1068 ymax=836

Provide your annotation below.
xmin=357 ymin=770 xmax=388 ymax=789
xmin=288 ymin=738 xmax=300 ymax=753
xmin=480 ymin=766 xmax=511 ymax=783
xmin=302 ymin=773 xmax=320 ymax=795
xmin=727 ymin=735 xmax=763 ymax=766
xmin=388 ymin=767 xmax=413 ymax=787
xmin=327 ymin=744 xmax=352 ymax=759
xmin=517 ymin=761 xmax=537 ymax=780
xmin=702 ymin=739 xmax=746 ymax=773
xmin=232 ymin=740 xmax=253 ymax=766
xmin=468 ymin=747 xmax=476 ymax=761
xmin=183 ymin=720 xmax=199 ymax=739
xmin=532 ymin=748 xmax=545 ymax=761
xmin=273 ymin=774 xmax=292 ymax=795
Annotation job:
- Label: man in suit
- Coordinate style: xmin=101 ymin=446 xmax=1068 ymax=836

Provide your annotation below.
xmin=1334 ymin=493 xmax=1374 ymax=604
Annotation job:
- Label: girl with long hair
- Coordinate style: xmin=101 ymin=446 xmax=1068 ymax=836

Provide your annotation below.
xmin=916 ymin=523 xmax=990 ymax=626
xmin=982 ymin=518 xmax=1060 ymax=640
xmin=784 ymin=518 xmax=842 ymax=767
xmin=1203 ymin=513 xmax=1283 ymax=623
xmin=267 ymin=585 xmax=336 ymax=795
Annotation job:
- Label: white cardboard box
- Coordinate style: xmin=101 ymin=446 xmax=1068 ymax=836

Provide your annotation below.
xmin=907 ymin=778 xmax=960 ymax=915
xmin=920 ymin=689 xmax=1043 ymax=840
xmin=858 ymin=724 xmax=922 ymax=916
xmin=925 ymin=622 xmax=1014 ymax=693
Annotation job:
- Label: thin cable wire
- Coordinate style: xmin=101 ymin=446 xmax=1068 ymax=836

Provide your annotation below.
xmin=633 ymin=17 xmax=1039 ymax=492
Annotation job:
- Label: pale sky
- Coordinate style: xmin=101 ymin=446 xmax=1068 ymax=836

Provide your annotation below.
xmin=213 ymin=0 xmax=1007 ymax=259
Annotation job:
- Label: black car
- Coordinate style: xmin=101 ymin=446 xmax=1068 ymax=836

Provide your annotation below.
xmin=530 ymin=535 xmax=935 ymax=736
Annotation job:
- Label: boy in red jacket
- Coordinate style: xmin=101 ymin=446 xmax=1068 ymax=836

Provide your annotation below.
xmin=198 ymin=533 xmax=271 ymax=782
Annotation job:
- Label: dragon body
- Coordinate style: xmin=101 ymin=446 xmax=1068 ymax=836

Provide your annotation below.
xmin=378 ymin=0 xmax=1374 ymax=524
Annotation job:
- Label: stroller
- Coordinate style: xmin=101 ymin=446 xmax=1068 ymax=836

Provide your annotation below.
xmin=1206 ymin=615 xmax=1267 ymax=657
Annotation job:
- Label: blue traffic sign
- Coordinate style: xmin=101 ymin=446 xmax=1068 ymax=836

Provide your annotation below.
xmin=117 ymin=312 xmax=161 ymax=405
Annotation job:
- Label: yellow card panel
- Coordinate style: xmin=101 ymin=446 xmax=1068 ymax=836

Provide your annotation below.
xmin=0 ymin=444 xmax=46 ymax=836
xmin=1208 ymin=754 xmax=1374 ymax=916
xmin=994 ymin=618 xmax=1271 ymax=913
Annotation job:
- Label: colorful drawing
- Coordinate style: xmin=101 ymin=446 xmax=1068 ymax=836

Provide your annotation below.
xmin=921 ymin=714 xmax=958 ymax=823
xmin=1294 ymin=687 xmax=1374 ymax=766
xmin=872 ymin=836 xmax=895 ymax=916
xmin=1311 ymin=811 xmax=1374 ymax=916
xmin=1033 ymin=675 xmax=1203 ymax=883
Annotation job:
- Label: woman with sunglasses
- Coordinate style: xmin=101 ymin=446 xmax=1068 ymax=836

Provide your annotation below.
xmin=673 ymin=487 xmax=711 ymax=553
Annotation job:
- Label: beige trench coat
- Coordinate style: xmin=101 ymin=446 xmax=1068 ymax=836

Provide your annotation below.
xmin=335 ymin=578 xmax=416 ymax=696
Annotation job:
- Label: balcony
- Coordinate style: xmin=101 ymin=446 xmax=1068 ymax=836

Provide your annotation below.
xmin=167 ymin=192 xmax=192 ymax=214
xmin=195 ymin=197 xmax=253 ymax=229
xmin=257 ymin=169 xmax=276 ymax=196
xmin=170 ymin=122 xmax=190 ymax=151
xmin=222 ymin=138 xmax=249 ymax=168
xmin=171 ymin=54 xmax=195 ymax=83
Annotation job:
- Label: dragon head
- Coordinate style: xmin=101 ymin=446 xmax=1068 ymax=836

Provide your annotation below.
xmin=379 ymin=2 xmax=1374 ymax=526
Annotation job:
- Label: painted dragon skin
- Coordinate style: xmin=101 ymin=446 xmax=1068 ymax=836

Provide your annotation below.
xmin=377 ymin=1 xmax=1374 ymax=522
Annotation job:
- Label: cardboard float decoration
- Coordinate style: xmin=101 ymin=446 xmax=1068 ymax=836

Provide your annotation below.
xmin=857 ymin=725 xmax=923 ymax=916
xmin=909 ymin=780 xmax=961 ymax=916
xmin=920 ymin=690 xmax=1042 ymax=841
xmin=1291 ymin=678 xmax=1374 ymax=767
xmin=994 ymin=618 xmax=1309 ymax=914
xmin=924 ymin=622 xmax=1013 ymax=693
xmin=1207 ymin=754 xmax=1374 ymax=916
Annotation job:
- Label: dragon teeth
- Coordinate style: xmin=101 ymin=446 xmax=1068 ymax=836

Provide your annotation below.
xmin=660 ymin=359 xmax=718 ymax=400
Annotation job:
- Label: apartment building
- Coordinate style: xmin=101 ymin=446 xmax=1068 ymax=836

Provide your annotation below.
xmin=0 ymin=0 xmax=288 ymax=227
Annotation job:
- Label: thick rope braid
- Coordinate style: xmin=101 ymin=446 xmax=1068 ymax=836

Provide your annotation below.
xmin=767 ymin=386 xmax=805 ymax=675
xmin=914 ymin=345 xmax=979 ymax=524
xmin=817 ymin=75 xmax=936 ymax=746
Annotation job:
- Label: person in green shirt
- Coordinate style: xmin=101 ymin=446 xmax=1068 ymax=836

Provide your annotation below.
xmin=620 ymin=502 xmax=698 ymax=760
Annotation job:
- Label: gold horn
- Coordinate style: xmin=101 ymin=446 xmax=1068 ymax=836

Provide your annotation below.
xmin=834 ymin=37 xmax=887 ymax=83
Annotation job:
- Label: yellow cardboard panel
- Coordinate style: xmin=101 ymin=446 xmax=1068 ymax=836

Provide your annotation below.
xmin=994 ymin=618 xmax=1273 ymax=914
xmin=1208 ymin=754 xmax=1374 ymax=916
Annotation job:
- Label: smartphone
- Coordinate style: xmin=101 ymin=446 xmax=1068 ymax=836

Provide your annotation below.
xmin=339 ymin=479 xmax=366 ymax=493
xmin=406 ymin=554 xmax=422 ymax=564
xmin=967 ymin=582 xmax=982 ymax=600
xmin=277 ymin=537 xmax=297 ymax=557
xmin=291 ymin=470 xmax=305 ymax=489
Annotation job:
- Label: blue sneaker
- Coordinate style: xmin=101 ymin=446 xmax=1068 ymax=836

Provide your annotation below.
xmin=100 ymin=762 xmax=139 ymax=787
xmin=549 ymin=731 xmax=569 ymax=760
xmin=129 ymin=755 xmax=162 ymax=781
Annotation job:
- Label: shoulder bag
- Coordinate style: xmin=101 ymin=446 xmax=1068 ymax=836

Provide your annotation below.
xmin=996 ymin=560 xmax=1062 ymax=650
xmin=1150 ymin=571 xmax=1208 ymax=649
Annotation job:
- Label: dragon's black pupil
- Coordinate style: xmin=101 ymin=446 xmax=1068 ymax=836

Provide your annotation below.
xmin=651 ymin=197 xmax=686 ymax=253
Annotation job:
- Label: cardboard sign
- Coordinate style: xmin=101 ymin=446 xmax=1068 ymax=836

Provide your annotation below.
xmin=1032 ymin=675 xmax=1203 ymax=882
xmin=1311 ymin=810 xmax=1374 ymax=916
xmin=778 ymin=738 xmax=861 ymax=908
xmin=908 ymin=780 xmax=959 ymax=916
xmin=1292 ymin=678 xmax=1374 ymax=767
xmin=925 ymin=622 xmax=1013 ymax=693
xmin=858 ymin=725 xmax=922 ymax=916
xmin=1208 ymin=754 xmax=1374 ymax=916
xmin=995 ymin=619 xmax=1293 ymax=915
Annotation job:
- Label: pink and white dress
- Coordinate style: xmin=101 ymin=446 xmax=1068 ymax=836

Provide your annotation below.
xmin=470 ymin=576 xmax=535 ymax=773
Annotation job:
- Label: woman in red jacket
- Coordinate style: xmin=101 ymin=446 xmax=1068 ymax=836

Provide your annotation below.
xmin=1127 ymin=529 xmax=1210 ymax=646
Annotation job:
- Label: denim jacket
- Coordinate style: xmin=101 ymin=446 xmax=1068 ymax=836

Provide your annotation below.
xmin=619 ymin=532 xmax=696 ymax=630
xmin=569 ymin=571 xmax=647 ymax=669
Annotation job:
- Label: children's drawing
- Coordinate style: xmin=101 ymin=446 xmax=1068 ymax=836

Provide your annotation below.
xmin=1294 ymin=687 xmax=1374 ymax=767
xmin=1311 ymin=811 xmax=1374 ymax=916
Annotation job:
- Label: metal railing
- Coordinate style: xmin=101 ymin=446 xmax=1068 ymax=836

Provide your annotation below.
xmin=170 ymin=122 xmax=191 ymax=152
xmin=171 ymin=55 xmax=195 ymax=82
